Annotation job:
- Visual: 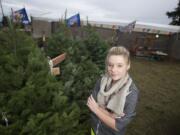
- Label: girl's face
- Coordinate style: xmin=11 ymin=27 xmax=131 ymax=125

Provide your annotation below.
xmin=107 ymin=55 xmax=130 ymax=82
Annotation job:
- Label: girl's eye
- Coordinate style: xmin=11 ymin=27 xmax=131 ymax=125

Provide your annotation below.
xmin=118 ymin=65 xmax=122 ymax=68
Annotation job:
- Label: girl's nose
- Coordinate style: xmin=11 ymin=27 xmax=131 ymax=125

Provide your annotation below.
xmin=111 ymin=65 xmax=117 ymax=72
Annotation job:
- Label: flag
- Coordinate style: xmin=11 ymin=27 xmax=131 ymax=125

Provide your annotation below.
xmin=119 ymin=21 xmax=136 ymax=33
xmin=66 ymin=13 xmax=81 ymax=27
xmin=13 ymin=8 xmax=29 ymax=24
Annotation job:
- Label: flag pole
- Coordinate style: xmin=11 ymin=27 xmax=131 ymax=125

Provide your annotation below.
xmin=64 ymin=8 xmax=67 ymax=20
xmin=11 ymin=8 xmax=14 ymax=22
xmin=86 ymin=16 xmax=89 ymax=25
xmin=0 ymin=0 xmax=4 ymax=17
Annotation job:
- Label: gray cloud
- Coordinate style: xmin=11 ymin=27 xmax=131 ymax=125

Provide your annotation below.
xmin=1 ymin=0 xmax=179 ymax=24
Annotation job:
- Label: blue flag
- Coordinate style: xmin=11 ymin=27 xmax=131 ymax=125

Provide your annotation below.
xmin=13 ymin=8 xmax=29 ymax=24
xmin=66 ymin=13 xmax=81 ymax=27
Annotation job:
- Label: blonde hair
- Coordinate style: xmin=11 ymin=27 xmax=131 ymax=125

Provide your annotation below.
xmin=106 ymin=46 xmax=130 ymax=66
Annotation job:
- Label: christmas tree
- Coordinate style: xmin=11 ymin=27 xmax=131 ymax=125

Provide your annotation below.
xmin=45 ymin=23 xmax=109 ymax=134
xmin=0 ymin=22 xmax=109 ymax=134
xmin=0 ymin=23 xmax=81 ymax=135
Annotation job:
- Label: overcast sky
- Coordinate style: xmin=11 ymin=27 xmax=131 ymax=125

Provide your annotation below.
xmin=1 ymin=0 xmax=179 ymax=25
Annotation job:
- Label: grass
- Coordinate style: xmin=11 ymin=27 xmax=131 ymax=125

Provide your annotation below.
xmin=127 ymin=58 xmax=180 ymax=135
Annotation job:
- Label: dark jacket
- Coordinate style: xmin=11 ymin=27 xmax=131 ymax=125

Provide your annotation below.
xmin=91 ymin=78 xmax=139 ymax=135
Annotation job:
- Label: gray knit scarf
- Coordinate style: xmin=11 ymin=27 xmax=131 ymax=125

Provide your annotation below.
xmin=97 ymin=74 xmax=132 ymax=116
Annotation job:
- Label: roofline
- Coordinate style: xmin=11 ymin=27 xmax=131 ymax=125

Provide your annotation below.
xmin=82 ymin=20 xmax=180 ymax=35
xmin=31 ymin=16 xmax=180 ymax=35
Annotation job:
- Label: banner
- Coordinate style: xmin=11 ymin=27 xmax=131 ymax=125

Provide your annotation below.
xmin=119 ymin=21 xmax=136 ymax=33
xmin=66 ymin=13 xmax=81 ymax=27
xmin=13 ymin=8 xmax=29 ymax=24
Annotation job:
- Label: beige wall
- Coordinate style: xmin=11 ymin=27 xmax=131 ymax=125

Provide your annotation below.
xmin=32 ymin=19 xmax=180 ymax=60
xmin=32 ymin=18 xmax=52 ymax=38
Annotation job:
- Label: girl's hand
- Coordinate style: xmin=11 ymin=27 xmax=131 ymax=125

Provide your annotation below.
xmin=87 ymin=95 xmax=99 ymax=114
